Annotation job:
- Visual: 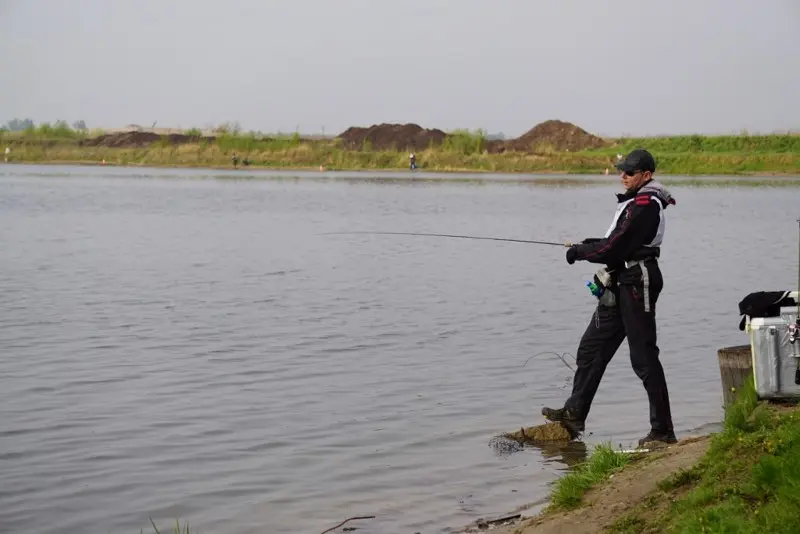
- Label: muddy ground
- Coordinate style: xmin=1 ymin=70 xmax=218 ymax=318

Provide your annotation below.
xmin=79 ymin=131 xmax=216 ymax=148
xmin=336 ymin=120 xmax=608 ymax=153
xmin=503 ymin=120 xmax=608 ymax=153
xmin=336 ymin=123 xmax=448 ymax=151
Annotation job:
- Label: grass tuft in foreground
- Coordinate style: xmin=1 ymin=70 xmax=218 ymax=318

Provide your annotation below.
xmin=547 ymin=443 xmax=632 ymax=511
xmin=609 ymin=376 xmax=800 ymax=534
xmin=142 ymin=517 xmax=194 ymax=534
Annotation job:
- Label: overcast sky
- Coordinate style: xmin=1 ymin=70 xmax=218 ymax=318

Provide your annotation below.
xmin=1 ymin=0 xmax=798 ymax=137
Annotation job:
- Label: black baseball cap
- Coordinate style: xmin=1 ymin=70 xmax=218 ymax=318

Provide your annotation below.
xmin=615 ymin=148 xmax=656 ymax=174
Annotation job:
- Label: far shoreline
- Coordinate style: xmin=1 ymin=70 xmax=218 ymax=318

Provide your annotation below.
xmin=3 ymin=119 xmax=798 ymax=178
xmin=4 ymin=161 xmax=800 ymax=188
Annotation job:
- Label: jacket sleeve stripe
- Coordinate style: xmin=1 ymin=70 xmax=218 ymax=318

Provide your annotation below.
xmin=580 ymin=208 xmax=632 ymax=260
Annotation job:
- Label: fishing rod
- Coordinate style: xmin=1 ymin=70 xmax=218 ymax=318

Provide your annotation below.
xmin=321 ymin=231 xmax=570 ymax=247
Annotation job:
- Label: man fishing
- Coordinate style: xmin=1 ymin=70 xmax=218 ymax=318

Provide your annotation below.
xmin=542 ymin=148 xmax=678 ymax=449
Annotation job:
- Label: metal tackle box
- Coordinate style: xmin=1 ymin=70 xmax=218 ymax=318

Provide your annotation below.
xmin=745 ymin=291 xmax=800 ymax=399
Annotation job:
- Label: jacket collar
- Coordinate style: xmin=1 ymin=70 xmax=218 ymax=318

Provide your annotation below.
xmin=615 ymin=179 xmax=676 ymax=208
xmin=615 ymin=180 xmax=651 ymax=203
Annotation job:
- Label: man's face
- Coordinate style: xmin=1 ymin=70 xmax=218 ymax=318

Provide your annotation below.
xmin=621 ymin=169 xmax=651 ymax=191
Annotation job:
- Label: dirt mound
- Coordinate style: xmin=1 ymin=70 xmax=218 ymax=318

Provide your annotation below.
xmin=337 ymin=123 xmax=447 ymax=151
xmin=81 ymin=131 xmax=214 ymax=148
xmin=505 ymin=119 xmax=608 ymax=152
xmin=336 ymin=120 xmax=607 ymax=154
xmin=484 ymin=139 xmax=507 ymax=154
xmin=79 ymin=120 xmax=607 ymax=154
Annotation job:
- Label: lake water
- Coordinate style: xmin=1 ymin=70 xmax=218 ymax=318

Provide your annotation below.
xmin=1 ymin=165 xmax=798 ymax=534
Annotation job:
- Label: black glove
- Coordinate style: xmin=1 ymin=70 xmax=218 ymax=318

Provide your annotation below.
xmin=582 ymin=238 xmax=601 ymax=244
xmin=566 ymin=246 xmax=578 ymax=265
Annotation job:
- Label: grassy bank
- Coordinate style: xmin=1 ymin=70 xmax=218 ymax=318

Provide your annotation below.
xmin=2 ymin=127 xmax=798 ymax=176
xmin=512 ymin=375 xmax=800 ymax=534
xmin=607 ymin=382 xmax=800 ymax=533
xmin=547 ymin=443 xmax=633 ymax=511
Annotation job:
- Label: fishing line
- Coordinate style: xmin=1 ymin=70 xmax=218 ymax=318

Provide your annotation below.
xmin=523 ymin=351 xmax=576 ymax=372
xmin=321 ymin=231 xmax=569 ymax=247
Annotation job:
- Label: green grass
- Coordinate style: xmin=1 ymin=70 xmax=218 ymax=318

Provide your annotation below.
xmin=603 ymin=133 xmax=800 ymax=154
xmin=2 ymin=129 xmax=798 ymax=176
xmin=607 ymin=514 xmax=649 ymax=534
xmin=143 ymin=518 xmax=194 ymax=534
xmin=0 ymin=120 xmax=88 ymax=141
xmin=441 ymin=128 xmax=488 ymax=155
xmin=655 ymin=465 xmax=702 ymax=492
xmin=607 ymin=376 xmax=800 ymax=534
xmin=547 ymin=443 xmax=633 ymax=511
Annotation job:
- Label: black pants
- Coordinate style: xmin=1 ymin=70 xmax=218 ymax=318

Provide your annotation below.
xmin=564 ymin=262 xmax=674 ymax=434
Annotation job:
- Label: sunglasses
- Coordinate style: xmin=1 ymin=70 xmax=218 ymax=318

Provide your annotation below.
xmin=624 ymin=170 xmax=645 ymax=177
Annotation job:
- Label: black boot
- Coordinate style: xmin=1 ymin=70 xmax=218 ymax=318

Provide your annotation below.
xmin=541 ymin=406 xmax=585 ymax=439
xmin=638 ymin=430 xmax=678 ymax=448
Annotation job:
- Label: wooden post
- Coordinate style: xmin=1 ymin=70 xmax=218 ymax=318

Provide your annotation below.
xmin=717 ymin=345 xmax=754 ymax=407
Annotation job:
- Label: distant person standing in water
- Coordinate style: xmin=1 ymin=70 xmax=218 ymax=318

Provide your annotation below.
xmin=231 ymin=152 xmax=239 ymax=168
xmin=409 ymin=153 xmax=417 ymax=171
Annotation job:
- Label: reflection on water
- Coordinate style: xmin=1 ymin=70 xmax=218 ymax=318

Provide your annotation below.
xmin=4 ymin=162 xmax=800 ymax=187
xmin=534 ymin=441 xmax=590 ymax=468
xmin=488 ymin=433 xmax=588 ymax=468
